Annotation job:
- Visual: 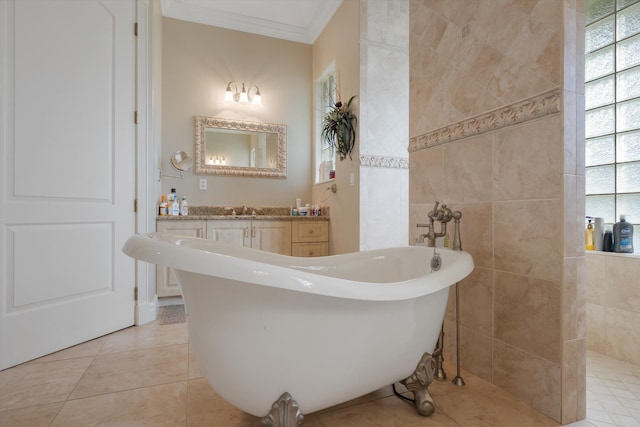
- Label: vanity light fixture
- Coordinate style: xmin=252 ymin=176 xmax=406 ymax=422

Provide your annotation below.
xmin=225 ymin=82 xmax=261 ymax=105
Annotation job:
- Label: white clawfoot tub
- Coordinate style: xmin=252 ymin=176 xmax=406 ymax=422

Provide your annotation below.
xmin=123 ymin=233 xmax=473 ymax=422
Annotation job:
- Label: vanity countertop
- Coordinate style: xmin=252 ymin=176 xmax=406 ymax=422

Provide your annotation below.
xmin=157 ymin=214 xmax=328 ymax=221
xmin=156 ymin=205 xmax=329 ymax=221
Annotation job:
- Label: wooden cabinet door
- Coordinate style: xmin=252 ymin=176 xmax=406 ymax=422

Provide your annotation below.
xmin=292 ymin=221 xmax=329 ymax=242
xmin=156 ymin=220 xmax=206 ymax=297
xmin=252 ymin=221 xmax=292 ymax=255
xmin=207 ymin=220 xmax=250 ymax=247
xmin=292 ymin=242 xmax=329 ymax=257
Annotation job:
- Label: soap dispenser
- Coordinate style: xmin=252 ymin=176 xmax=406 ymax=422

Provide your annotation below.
xmin=585 ymin=217 xmax=594 ymax=251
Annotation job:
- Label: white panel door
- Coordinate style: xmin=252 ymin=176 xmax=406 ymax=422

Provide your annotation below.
xmin=0 ymin=0 xmax=136 ymax=369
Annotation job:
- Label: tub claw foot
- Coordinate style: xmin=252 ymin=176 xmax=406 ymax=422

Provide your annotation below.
xmin=261 ymin=392 xmax=304 ymax=427
xmin=400 ymin=352 xmax=436 ymax=417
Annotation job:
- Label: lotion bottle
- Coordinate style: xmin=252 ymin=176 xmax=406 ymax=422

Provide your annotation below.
xmin=613 ymin=214 xmax=634 ymax=253
xmin=180 ymin=197 xmax=188 ymax=216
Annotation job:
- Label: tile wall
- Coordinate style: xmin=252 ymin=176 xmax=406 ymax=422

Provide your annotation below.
xmin=358 ymin=0 xmax=409 ymax=250
xmin=408 ymin=0 xmax=586 ymax=424
xmin=586 ymin=252 xmax=640 ymax=366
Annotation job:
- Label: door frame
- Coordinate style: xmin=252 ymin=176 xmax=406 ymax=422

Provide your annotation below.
xmin=134 ymin=0 xmax=159 ymax=325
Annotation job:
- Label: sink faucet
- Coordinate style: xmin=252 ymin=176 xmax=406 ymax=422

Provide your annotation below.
xmin=417 ymin=201 xmax=462 ymax=249
xmin=242 ymin=206 xmax=249 ymax=215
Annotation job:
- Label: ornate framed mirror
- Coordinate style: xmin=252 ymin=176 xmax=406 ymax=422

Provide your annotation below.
xmin=194 ymin=116 xmax=286 ymax=177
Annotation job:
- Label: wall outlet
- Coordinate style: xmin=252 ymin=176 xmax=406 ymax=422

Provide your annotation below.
xmin=199 ymin=178 xmax=207 ymax=190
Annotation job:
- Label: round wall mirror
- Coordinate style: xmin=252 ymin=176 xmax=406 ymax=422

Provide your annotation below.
xmin=170 ymin=150 xmax=193 ymax=172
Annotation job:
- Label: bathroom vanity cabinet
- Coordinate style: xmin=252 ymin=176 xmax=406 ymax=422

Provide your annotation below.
xmin=156 ymin=217 xmax=328 ymax=297
xmin=155 ymin=220 xmax=207 ymax=297
xmin=292 ymin=221 xmax=329 ymax=257
xmin=206 ymin=220 xmax=292 ymax=255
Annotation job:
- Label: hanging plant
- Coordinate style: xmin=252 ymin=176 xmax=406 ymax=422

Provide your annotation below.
xmin=321 ymin=95 xmax=358 ymax=161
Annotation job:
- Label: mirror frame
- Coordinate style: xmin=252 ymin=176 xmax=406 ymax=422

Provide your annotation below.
xmin=194 ymin=116 xmax=287 ymax=178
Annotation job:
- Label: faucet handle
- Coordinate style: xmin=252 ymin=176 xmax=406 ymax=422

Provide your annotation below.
xmin=428 ymin=201 xmax=440 ymax=218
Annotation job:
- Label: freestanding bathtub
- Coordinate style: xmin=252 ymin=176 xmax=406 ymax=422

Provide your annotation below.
xmin=123 ymin=233 xmax=474 ymax=424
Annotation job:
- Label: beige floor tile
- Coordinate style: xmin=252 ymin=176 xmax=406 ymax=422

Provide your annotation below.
xmin=27 ymin=336 xmax=108 ymax=364
xmin=316 ymin=394 xmax=460 ymax=427
xmin=100 ymin=322 xmax=188 ymax=354
xmin=52 ymin=382 xmax=187 ymax=426
xmin=186 ymin=378 xmax=259 ymax=427
xmin=429 ymin=373 xmax=559 ymax=427
xmin=0 ymin=402 xmax=62 ymax=427
xmin=0 ymin=357 xmax=92 ymax=412
xmin=188 ymin=342 xmax=203 ymax=379
xmin=69 ymin=344 xmax=188 ymax=399
xmin=314 ymin=385 xmax=395 ymax=414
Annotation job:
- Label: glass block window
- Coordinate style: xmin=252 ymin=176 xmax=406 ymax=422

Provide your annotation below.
xmin=315 ymin=67 xmax=336 ymax=183
xmin=585 ymin=0 xmax=640 ymax=248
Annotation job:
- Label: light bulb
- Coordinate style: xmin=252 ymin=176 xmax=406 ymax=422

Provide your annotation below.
xmin=252 ymin=89 xmax=262 ymax=105
xmin=239 ymin=86 xmax=249 ymax=103
xmin=224 ymin=83 xmax=234 ymax=102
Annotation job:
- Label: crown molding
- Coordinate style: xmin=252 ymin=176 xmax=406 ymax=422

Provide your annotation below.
xmin=161 ymin=0 xmax=342 ymax=44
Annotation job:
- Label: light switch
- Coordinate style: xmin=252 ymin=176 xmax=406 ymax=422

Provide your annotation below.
xmin=199 ymin=178 xmax=207 ymax=190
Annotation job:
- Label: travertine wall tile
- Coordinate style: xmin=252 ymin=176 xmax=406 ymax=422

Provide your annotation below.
xmin=562 ymin=338 xmax=587 ymax=424
xmin=605 ymin=307 xmax=640 ymax=366
xmin=585 ymin=252 xmax=640 ymax=363
xmin=585 ymin=253 xmax=606 ymax=303
xmin=409 ymin=0 xmax=562 ymax=134
xmin=459 ymin=266 xmax=493 ymax=336
xmin=453 ymin=202 xmax=493 ymax=269
xmin=460 ymin=326 xmax=493 ymax=382
xmin=493 ymin=341 xmax=561 ymax=421
xmin=604 ymin=256 xmax=640 ymax=312
xmin=494 ymin=200 xmax=563 ymax=282
xmin=564 ymin=256 xmax=587 ymax=341
xmin=493 ymin=116 xmax=562 ymax=201
xmin=443 ymin=135 xmax=493 ymax=203
xmin=494 ymin=271 xmax=562 ymax=364
xmin=409 ymin=1 xmax=582 ymax=422
xmin=586 ymin=302 xmax=607 ymax=353
xmin=409 ymin=147 xmax=444 ymax=203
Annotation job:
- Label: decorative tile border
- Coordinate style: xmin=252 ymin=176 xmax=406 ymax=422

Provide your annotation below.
xmin=360 ymin=155 xmax=409 ymax=169
xmin=409 ymin=88 xmax=562 ymax=152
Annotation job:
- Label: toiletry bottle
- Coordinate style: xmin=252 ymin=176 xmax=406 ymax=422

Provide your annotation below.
xmin=603 ymin=225 xmax=614 ymax=252
xmin=585 ymin=218 xmax=594 ymax=250
xmin=613 ymin=214 xmax=634 ymax=253
xmin=180 ymin=197 xmax=188 ymax=216
xmin=443 ymin=232 xmax=451 ymax=249
xmin=159 ymin=195 xmax=168 ymax=216
xmin=172 ymin=196 xmax=180 ymax=216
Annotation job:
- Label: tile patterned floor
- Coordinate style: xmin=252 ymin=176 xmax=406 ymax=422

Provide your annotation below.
xmin=0 ymin=319 xmax=638 ymax=426
xmin=585 ymin=351 xmax=640 ymax=427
